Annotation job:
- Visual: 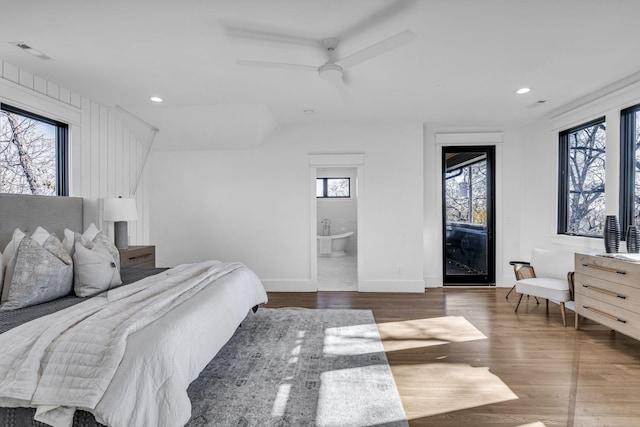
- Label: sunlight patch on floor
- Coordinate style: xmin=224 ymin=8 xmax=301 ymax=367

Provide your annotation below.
xmin=517 ymin=423 xmax=547 ymax=427
xmin=393 ymin=363 xmax=518 ymax=419
xmin=323 ymin=323 xmax=382 ymax=356
xmin=377 ymin=316 xmax=487 ymax=352
xmin=316 ymin=365 xmax=407 ymax=427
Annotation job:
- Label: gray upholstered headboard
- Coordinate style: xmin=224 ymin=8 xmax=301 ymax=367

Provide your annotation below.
xmin=0 ymin=194 xmax=101 ymax=249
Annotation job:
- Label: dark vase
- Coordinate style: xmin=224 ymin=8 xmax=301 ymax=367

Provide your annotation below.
xmin=604 ymin=215 xmax=620 ymax=253
xmin=627 ymin=225 xmax=640 ymax=253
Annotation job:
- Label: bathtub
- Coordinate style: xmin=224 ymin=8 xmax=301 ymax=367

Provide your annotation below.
xmin=317 ymin=231 xmax=354 ymax=257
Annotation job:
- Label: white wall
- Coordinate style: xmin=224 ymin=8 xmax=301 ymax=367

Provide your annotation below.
xmin=149 ymin=122 xmax=424 ymax=292
xmin=422 ymin=129 xmax=523 ymax=287
xmin=519 ymin=80 xmax=640 ymax=258
xmin=0 ymin=61 xmax=150 ymax=244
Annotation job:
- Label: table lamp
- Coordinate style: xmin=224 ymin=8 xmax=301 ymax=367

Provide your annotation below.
xmin=103 ymin=197 xmax=138 ymax=249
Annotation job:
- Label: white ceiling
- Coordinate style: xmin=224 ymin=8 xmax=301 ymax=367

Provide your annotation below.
xmin=1 ymin=0 xmax=640 ymax=149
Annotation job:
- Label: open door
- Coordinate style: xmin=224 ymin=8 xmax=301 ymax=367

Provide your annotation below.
xmin=442 ymin=146 xmax=495 ymax=285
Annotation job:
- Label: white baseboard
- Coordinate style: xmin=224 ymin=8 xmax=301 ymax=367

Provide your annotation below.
xmin=423 ymin=275 xmax=440 ymax=288
xmin=261 ymin=279 xmax=316 ymax=292
xmin=358 ymin=279 xmax=425 ymax=293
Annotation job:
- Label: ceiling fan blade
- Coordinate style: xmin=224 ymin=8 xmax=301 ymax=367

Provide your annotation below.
xmin=332 ymin=77 xmax=353 ymax=104
xmin=335 ymin=0 xmax=418 ymax=42
xmin=335 ymin=30 xmax=417 ymax=70
xmin=225 ymin=24 xmax=321 ymax=48
xmin=236 ymin=59 xmax=318 ymax=72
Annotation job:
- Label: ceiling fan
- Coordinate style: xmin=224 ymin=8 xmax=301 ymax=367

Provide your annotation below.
xmin=236 ymin=29 xmax=417 ymax=104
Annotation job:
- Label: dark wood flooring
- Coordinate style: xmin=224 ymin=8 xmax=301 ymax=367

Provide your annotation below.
xmin=263 ymin=288 xmax=640 ymax=427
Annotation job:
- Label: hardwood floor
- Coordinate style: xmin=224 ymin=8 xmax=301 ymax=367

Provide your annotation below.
xmin=263 ymin=288 xmax=640 ymax=427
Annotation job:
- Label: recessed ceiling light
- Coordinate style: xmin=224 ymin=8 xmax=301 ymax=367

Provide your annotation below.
xmin=516 ymin=87 xmax=531 ymax=95
xmin=304 ymin=109 xmax=314 ymax=115
xmin=150 ymin=96 xmax=163 ymax=103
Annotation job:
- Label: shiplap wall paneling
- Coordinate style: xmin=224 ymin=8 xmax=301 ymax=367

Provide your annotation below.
xmin=107 ymin=108 xmax=116 ymax=198
xmin=1 ymin=60 xmax=154 ymax=246
xmin=80 ymin=99 xmax=92 ymax=197
xmin=89 ymin=102 xmax=100 ymax=197
xmin=99 ymin=105 xmax=108 ymax=197
xmin=114 ymin=117 xmax=124 ymax=199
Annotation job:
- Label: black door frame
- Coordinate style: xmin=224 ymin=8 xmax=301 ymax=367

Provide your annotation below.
xmin=442 ymin=145 xmax=496 ymax=285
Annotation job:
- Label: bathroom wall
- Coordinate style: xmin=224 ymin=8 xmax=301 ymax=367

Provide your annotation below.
xmin=317 ymin=168 xmax=357 ymax=255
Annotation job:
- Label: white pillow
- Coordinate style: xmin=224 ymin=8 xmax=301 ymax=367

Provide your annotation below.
xmin=0 ymin=230 xmax=73 ymax=311
xmin=62 ymin=223 xmax=102 ymax=256
xmin=31 ymin=226 xmax=51 ymax=246
xmin=1 ymin=229 xmax=26 ymax=303
xmin=83 ymin=223 xmax=101 ymax=241
xmin=2 ymin=228 xmax=26 ymax=267
xmin=73 ymin=234 xmax=122 ymax=297
xmin=0 ymin=250 xmax=4 ymax=299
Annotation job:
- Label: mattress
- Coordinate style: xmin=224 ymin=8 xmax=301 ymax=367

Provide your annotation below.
xmin=0 ymin=263 xmax=267 ymax=427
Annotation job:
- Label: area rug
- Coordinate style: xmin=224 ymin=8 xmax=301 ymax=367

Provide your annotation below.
xmin=186 ymin=307 xmax=409 ymax=427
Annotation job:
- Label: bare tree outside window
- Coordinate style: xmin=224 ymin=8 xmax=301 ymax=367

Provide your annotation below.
xmin=0 ymin=109 xmax=57 ymax=195
xmin=566 ymin=122 xmax=606 ymax=235
xmin=634 ymin=111 xmax=640 ymax=225
xmin=317 ymin=178 xmax=350 ymax=198
xmin=445 ymin=160 xmax=487 ymax=225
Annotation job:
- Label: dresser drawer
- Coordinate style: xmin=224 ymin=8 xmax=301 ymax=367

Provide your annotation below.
xmin=575 ymin=253 xmax=640 ymax=289
xmin=574 ymin=273 xmax=640 ymax=311
xmin=577 ymin=293 xmax=640 ymax=341
xmin=119 ymin=245 xmax=156 ymax=268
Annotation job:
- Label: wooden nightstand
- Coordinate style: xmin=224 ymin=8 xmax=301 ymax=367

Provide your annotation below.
xmin=119 ymin=245 xmax=156 ymax=268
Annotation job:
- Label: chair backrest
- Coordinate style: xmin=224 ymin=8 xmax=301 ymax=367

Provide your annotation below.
xmin=530 ymin=248 xmax=575 ymax=279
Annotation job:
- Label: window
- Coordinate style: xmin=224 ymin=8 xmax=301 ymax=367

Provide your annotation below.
xmin=619 ymin=103 xmax=640 ymax=233
xmin=445 ymin=153 xmax=487 ymax=225
xmin=557 ymin=117 xmax=606 ymax=237
xmin=0 ymin=104 xmax=68 ymax=196
xmin=316 ymin=178 xmax=350 ymax=198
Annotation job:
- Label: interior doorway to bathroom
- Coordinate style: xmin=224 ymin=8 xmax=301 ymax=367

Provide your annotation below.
xmin=315 ymin=167 xmax=358 ymax=291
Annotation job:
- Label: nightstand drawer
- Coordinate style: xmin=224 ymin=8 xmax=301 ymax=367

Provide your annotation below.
xmin=119 ymin=245 xmax=155 ymax=268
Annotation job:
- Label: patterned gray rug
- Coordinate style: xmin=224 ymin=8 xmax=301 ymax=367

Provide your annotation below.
xmin=186 ymin=307 xmax=408 ymax=427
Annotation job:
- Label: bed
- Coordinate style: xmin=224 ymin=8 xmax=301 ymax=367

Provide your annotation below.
xmin=0 ymin=194 xmax=268 ymax=427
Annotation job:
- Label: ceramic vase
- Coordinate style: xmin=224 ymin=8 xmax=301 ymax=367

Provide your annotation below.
xmin=626 ymin=225 xmax=640 ymax=253
xmin=604 ymin=215 xmax=620 ymax=253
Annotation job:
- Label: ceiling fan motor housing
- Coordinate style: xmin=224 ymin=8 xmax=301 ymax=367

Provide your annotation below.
xmin=318 ymin=63 xmax=343 ymax=81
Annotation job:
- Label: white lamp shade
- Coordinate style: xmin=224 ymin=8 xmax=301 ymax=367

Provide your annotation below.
xmin=103 ymin=198 xmax=138 ymax=221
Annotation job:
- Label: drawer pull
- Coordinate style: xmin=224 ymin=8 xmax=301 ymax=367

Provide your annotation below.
xmin=583 ymin=306 xmax=627 ymax=324
xmin=581 ymin=284 xmax=627 ymax=299
xmin=581 ymin=263 xmax=626 ymax=275
xmin=128 ymin=254 xmax=152 ymax=261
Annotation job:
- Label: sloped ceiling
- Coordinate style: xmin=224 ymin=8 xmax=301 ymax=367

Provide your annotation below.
xmin=1 ymin=0 xmax=639 ymax=149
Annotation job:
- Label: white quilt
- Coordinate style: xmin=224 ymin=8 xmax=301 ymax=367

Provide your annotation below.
xmin=0 ymin=260 xmax=268 ymax=427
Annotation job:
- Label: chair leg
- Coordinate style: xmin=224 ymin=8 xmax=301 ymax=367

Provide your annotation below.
xmin=506 ymin=285 xmax=516 ymax=299
xmin=534 ymin=296 xmax=540 ymax=304
xmin=546 ymin=299 xmax=549 ymax=310
xmin=515 ymin=294 xmax=524 ymax=312
xmin=560 ymin=302 xmax=567 ymax=327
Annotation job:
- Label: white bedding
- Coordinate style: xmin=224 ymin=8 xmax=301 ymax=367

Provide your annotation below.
xmin=0 ymin=260 xmax=268 ymax=427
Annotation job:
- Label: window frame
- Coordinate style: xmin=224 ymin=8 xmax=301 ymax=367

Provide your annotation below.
xmin=619 ymin=103 xmax=640 ymax=236
xmin=0 ymin=103 xmax=69 ymax=196
xmin=557 ymin=116 xmax=606 ymax=237
xmin=316 ymin=177 xmax=351 ymax=198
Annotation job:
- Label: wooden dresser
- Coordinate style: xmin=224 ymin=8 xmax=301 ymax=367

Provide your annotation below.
xmin=119 ymin=245 xmax=156 ymax=268
xmin=574 ymin=253 xmax=640 ymax=340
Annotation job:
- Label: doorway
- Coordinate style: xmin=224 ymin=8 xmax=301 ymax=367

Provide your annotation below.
xmin=442 ymin=146 xmax=495 ymax=285
xmin=316 ymin=167 xmax=358 ymax=291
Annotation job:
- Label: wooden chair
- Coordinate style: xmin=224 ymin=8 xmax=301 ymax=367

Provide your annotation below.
xmin=511 ymin=248 xmax=576 ymax=327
